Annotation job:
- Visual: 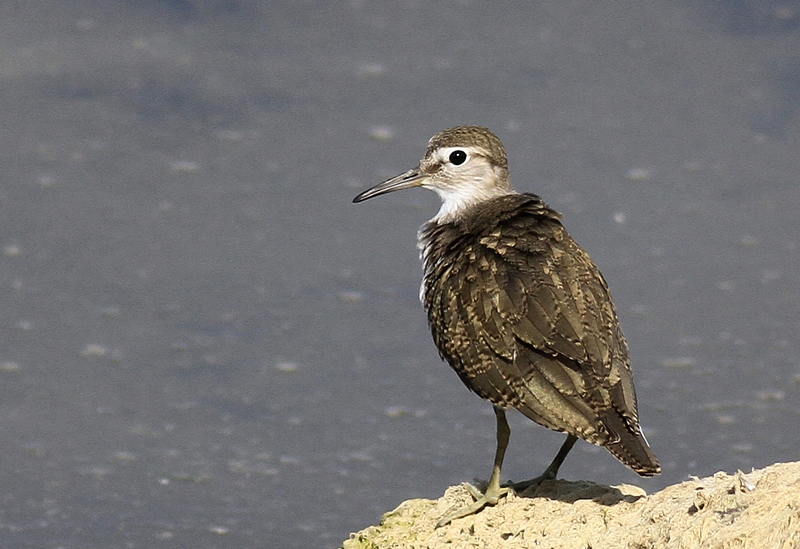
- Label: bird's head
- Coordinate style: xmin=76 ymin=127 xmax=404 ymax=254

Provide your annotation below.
xmin=353 ymin=126 xmax=516 ymax=223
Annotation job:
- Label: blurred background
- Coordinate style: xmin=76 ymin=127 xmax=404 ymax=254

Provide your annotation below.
xmin=0 ymin=1 xmax=799 ymax=547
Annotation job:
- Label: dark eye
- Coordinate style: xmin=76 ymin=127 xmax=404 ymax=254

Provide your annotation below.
xmin=449 ymin=150 xmax=467 ymax=165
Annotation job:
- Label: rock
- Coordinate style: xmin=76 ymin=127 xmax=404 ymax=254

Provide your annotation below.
xmin=341 ymin=462 xmax=800 ymax=549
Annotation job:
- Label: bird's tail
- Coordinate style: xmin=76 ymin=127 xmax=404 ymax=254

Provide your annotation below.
xmin=601 ymin=412 xmax=661 ymax=476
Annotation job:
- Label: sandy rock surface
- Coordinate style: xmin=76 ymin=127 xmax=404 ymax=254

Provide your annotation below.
xmin=341 ymin=462 xmax=800 ymax=549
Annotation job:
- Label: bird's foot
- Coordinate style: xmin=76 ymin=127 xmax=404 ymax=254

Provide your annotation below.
xmin=435 ymin=482 xmax=511 ymax=528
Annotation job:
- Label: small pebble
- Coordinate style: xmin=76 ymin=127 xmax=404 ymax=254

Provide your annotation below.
xmin=626 ymin=168 xmax=652 ymax=182
xmin=168 ymin=160 xmax=200 ymax=173
xmin=369 ymin=126 xmax=395 ymax=141
xmin=756 ymin=390 xmax=784 ymax=402
xmin=339 ymin=290 xmax=364 ymax=302
xmin=275 ymin=361 xmax=299 ymax=372
xmin=3 ymin=244 xmax=22 ymax=257
xmin=81 ymin=343 xmax=108 ymax=357
xmin=661 ymin=357 xmax=698 ymax=368
xmin=356 ymin=62 xmax=386 ymax=77
xmin=0 ymin=362 xmax=21 ymax=372
xmin=739 ymin=235 xmax=758 ymax=247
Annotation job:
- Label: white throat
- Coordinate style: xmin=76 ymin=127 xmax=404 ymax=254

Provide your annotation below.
xmin=429 ymin=165 xmax=514 ymax=223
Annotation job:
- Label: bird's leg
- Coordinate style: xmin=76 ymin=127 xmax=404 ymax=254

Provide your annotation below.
xmin=506 ymin=434 xmax=578 ymax=493
xmin=436 ymin=406 xmax=512 ymax=527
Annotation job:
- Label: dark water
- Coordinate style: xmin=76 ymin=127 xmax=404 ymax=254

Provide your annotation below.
xmin=1 ymin=1 xmax=799 ymax=547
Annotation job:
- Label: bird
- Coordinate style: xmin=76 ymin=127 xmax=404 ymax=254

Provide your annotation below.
xmin=353 ymin=126 xmax=659 ymax=527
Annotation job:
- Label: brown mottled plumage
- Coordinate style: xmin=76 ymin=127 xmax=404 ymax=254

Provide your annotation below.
xmin=354 ymin=126 xmax=659 ymax=527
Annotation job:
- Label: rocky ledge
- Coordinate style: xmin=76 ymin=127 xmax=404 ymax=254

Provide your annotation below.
xmin=342 ymin=461 xmax=800 ymax=548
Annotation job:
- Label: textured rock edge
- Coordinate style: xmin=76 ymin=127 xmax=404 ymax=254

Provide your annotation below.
xmin=341 ymin=461 xmax=800 ymax=549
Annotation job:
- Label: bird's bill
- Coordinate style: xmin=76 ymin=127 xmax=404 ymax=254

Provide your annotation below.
xmin=352 ymin=168 xmax=425 ymax=203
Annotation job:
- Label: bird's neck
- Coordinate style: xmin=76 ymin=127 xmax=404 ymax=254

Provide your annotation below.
xmin=431 ymin=171 xmax=515 ymax=224
xmin=418 ymin=193 xmax=560 ymax=266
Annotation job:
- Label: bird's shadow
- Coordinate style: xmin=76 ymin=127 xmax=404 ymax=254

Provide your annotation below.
xmin=474 ymin=477 xmax=646 ymax=506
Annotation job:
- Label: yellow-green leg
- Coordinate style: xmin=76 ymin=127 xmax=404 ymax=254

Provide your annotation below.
xmin=507 ymin=434 xmax=577 ymax=493
xmin=436 ymin=406 xmax=512 ymax=527
xmin=436 ymin=409 xmax=579 ymax=527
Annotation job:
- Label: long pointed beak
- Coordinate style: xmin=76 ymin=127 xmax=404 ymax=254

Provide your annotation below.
xmin=353 ymin=168 xmax=426 ymax=203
